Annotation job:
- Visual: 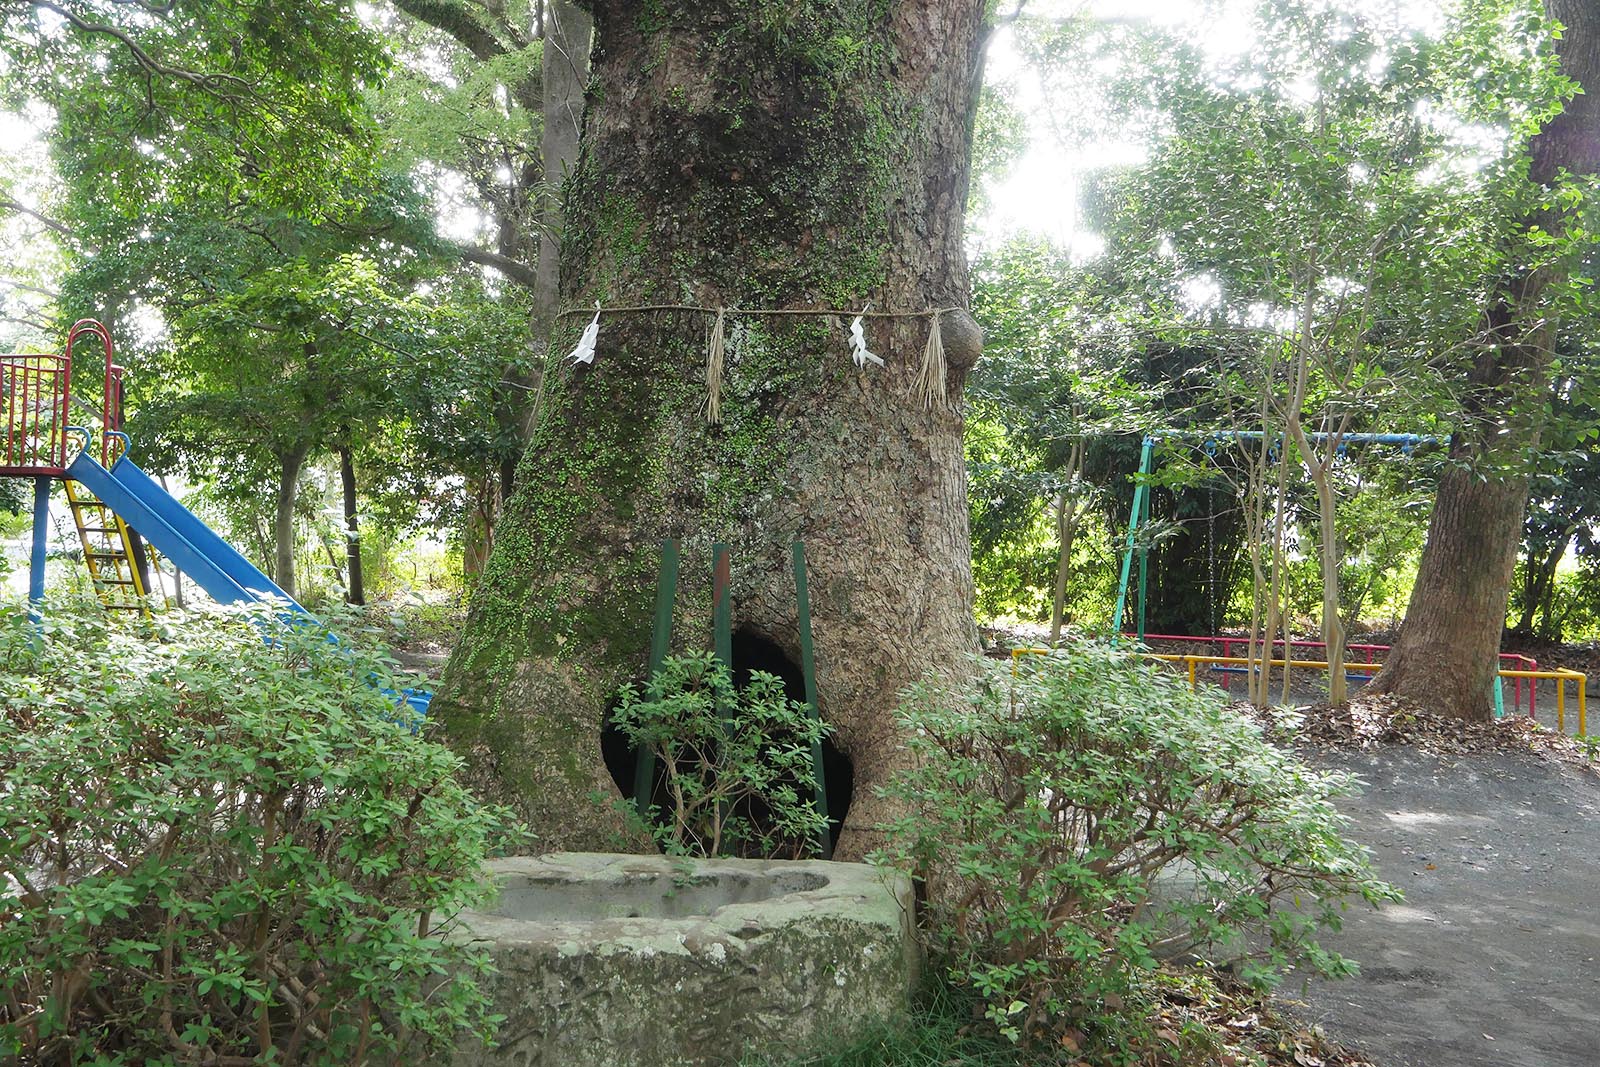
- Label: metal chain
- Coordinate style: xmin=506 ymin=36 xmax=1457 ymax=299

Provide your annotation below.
xmin=1207 ymin=480 xmax=1218 ymax=635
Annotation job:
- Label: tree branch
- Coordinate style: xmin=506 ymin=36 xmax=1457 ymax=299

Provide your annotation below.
xmin=392 ymin=0 xmax=544 ymax=114
xmin=0 ymin=196 xmax=75 ymax=239
xmin=0 ymin=277 xmax=61 ymax=300
xmin=33 ymin=1 xmax=255 ymax=100
xmin=992 ymin=0 xmax=1030 ymax=29
xmin=0 ymin=313 xmax=57 ymax=334
xmin=459 ymin=245 xmax=539 ymax=289
xmin=390 ymin=0 xmax=509 ymax=62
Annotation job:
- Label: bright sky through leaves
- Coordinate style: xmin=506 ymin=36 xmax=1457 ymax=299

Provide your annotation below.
xmin=976 ymin=0 xmax=1451 ymax=251
xmin=0 ymin=0 xmax=1469 ymax=328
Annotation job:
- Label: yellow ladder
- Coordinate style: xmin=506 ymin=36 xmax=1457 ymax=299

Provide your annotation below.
xmin=64 ymin=477 xmax=153 ymax=615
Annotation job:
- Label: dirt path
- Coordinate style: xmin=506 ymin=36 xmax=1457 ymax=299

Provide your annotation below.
xmin=1284 ymin=746 xmax=1600 ymax=1066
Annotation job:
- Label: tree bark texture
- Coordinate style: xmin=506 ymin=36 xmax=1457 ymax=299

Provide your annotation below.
xmin=532 ymin=1 xmax=590 ymax=346
xmin=435 ymin=0 xmax=987 ymax=859
xmin=273 ymin=443 xmax=309 ymax=599
xmin=338 ymin=444 xmax=365 ymax=605
xmin=1370 ymin=0 xmax=1599 ymax=718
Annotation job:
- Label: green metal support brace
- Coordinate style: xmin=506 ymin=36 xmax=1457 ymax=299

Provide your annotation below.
xmin=712 ymin=542 xmax=733 ymax=728
xmin=633 ymin=538 xmax=680 ymax=819
xmin=792 ymin=541 xmax=832 ymax=859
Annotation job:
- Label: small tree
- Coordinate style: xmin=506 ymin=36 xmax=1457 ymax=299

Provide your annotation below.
xmin=610 ymin=652 xmax=831 ymax=860
xmin=874 ymin=647 xmax=1398 ymax=1056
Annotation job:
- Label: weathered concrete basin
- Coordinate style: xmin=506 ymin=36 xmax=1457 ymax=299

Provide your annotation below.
xmin=452 ymin=852 xmax=917 ymax=1067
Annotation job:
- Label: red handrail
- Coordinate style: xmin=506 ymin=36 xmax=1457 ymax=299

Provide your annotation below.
xmin=0 ymin=351 xmax=71 ymax=476
xmin=65 ymin=319 xmax=121 ymax=466
xmin=0 ymin=319 xmax=123 ymax=477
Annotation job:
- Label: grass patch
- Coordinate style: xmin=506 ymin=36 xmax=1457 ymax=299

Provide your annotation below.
xmin=746 ymin=985 xmax=1017 ymax=1067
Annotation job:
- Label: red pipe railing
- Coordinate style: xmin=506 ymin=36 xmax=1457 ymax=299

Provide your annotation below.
xmin=64 ymin=319 xmax=121 ymax=466
xmin=0 ymin=350 xmax=71 ymax=476
xmin=1 ymin=319 xmax=124 ymax=477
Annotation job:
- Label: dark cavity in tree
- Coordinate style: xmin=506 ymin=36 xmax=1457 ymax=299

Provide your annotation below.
xmin=599 ymin=628 xmax=853 ymax=857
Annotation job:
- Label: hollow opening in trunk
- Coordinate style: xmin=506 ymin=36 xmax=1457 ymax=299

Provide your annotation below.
xmin=599 ymin=628 xmax=852 ymax=857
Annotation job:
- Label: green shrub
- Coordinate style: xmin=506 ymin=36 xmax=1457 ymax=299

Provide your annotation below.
xmin=611 ymin=651 xmax=830 ymax=858
xmin=872 ymin=646 xmax=1398 ymax=1058
xmin=0 ymin=603 xmax=517 ymax=1065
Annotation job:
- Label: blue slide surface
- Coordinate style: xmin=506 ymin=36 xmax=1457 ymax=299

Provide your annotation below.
xmin=66 ymin=451 xmax=431 ymax=714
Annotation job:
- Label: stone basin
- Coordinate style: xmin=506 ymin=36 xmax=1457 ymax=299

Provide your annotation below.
xmin=450 ymin=852 xmax=917 ymax=1067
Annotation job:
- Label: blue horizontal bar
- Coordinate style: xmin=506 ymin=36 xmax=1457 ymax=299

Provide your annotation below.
xmin=1146 ymin=430 xmax=1441 ymax=446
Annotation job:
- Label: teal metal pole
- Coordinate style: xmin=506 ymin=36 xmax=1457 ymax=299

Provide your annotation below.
xmin=1110 ymin=438 xmax=1154 ymax=640
xmin=1136 ymin=474 xmax=1152 ymax=643
xmin=633 ymin=539 xmax=679 ymax=818
xmin=27 ymin=476 xmax=49 ymax=625
xmin=791 ymin=541 xmax=832 ymax=859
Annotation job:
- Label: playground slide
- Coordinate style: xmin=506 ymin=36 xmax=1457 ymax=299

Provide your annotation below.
xmin=64 ymin=450 xmax=431 ymax=714
xmin=66 ymin=450 xmax=306 ymax=614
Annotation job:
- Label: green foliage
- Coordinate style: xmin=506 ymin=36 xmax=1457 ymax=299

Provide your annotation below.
xmin=873 ymin=648 xmax=1398 ymax=1058
xmin=610 ymin=652 xmax=830 ymax=859
xmin=6 ymin=0 xmax=535 ymax=592
xmin=106 ymin=194 xmax=531 ymax=585
xmin=968 ymin=82 xmax=1029 ymax=217
xmin=1 ymin=0 xmax=388 ymax=219
xmin=967 ymin=238 xmax=1152 ymax=622
xmin=1513 ymin=329 xmax=1600 ymax=639
xmin=0 ymin=603 xmax=517 ymax=1065
xmin=1096 ymin=0 xmax=1579 ymax=474
xmin=747 ymin=981 xmax=1018 ymax=1067
xmin=972 ymin=0 xmax=1589 ymax=635
xmin=1514 ymin=556 xmax=1600 ymax=641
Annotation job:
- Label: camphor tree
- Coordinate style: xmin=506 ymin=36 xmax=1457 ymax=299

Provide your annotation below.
xmin=1371 ymin=0 xmax=1600 ymax=717
xmin=433 ymin=0 xmax=996 ymax=858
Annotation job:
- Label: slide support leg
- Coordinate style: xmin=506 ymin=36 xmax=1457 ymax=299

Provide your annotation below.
xmin=28 ymin=476 xmax=49 ymax=624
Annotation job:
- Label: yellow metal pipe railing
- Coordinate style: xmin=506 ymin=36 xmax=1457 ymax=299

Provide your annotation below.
xmin=1010 ymin=649 xmax=1588 ymax=736
xmin=1498 ymin=670 xmax=1588 ymax=735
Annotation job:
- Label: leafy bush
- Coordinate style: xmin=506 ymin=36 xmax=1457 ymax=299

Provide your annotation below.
xmin=0 ymin=603 xmax=517 ymax=1065
xmin=872 ymin=647 xmax=1398 ymax=1058
xmin=611 ymin=651 xmax=830 ymax=859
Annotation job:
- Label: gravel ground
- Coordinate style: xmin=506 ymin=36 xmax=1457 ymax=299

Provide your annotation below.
xmin=1281 ymin=745 xmax=1600 ymax=1067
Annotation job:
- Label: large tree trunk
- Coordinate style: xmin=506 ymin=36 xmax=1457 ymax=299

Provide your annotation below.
xmin=1369 ymin=0 xmax=1599 ymax=719
xmin=434 ymin=0 xmax=987 ymax=859
xmin=531 ymin=0 xmax=590 ymax=357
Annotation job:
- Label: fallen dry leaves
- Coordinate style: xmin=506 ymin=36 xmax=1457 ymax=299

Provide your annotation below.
xmin=1144 ymin=973 xmax=1380 ymax=1067
xmin=1240 ymin=693 xmax=1600 ymax=773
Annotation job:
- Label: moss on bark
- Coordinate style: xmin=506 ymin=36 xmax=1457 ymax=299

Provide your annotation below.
xmin=435 ymin=0 xmax=986 ymax=856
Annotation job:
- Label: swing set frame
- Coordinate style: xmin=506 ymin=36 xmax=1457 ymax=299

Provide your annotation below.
xmin=1110 ymin=429 xmax=1438 ymax=644
xmin=1090 ymin=429 xmax=1588 ymax=728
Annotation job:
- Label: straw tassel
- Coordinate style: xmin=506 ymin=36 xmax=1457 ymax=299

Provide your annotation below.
xmin=703 ymin=306 xmax=727 ymax=425
xmin=916 ymin=309 xmax=948 ymax=408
